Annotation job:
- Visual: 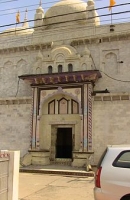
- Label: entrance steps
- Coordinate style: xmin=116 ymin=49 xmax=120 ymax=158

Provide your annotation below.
xmin=20 ymin=163 xmax=95 ymax=177
xmin=51 ymin=158 xmax=72 ymax=166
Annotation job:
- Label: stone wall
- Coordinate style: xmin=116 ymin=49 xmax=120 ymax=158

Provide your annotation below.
xmin=0 ymin=99 xmax=31 ymax=157
xmin=93 ymin=96 xmax=130 ymax=164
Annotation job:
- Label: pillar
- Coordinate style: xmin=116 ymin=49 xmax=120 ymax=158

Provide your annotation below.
xmin=83 ymin=83 xmax=93 ymax=151
xmin=31 ymin=87 xmax=39 ymax=149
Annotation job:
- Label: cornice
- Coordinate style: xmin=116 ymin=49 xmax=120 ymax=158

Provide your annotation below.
xmin=0 ymin=97 xmax=32 ymax=105
xmin=93 ymin=93 xmax=130 ymax=101
xmin=0 ymin=42 xmax=52 ymax=55
xmin=0 ymin=32 xmax=130 ymax=55
xmin=71 ymin=33 xmax=130 ymax=46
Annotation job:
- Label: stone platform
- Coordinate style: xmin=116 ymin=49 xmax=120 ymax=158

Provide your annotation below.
xmin=20 ymin=164 xmax=95 ymax=177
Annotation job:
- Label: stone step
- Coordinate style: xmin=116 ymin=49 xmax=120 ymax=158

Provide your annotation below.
xmin=51 ymin=158 xmax=72 ymax=166
xmin=20 ymin=167 xmax=94 ymax=177
xmin=19 ymin=164 xmax=95 ymax=177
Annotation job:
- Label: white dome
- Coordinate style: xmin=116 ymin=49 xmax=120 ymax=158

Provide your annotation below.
xmin=44 ymin=0 xmax=87 ymax=26
xmin=2 ymin=27 xmax=34 ymax=36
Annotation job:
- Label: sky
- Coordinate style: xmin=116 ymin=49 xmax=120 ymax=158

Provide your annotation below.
xmin=0 ymin=0 xmax=130 ymax=32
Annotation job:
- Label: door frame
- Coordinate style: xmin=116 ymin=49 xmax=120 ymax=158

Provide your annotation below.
xmin=50 ymin=125 xmax=75 ymax=161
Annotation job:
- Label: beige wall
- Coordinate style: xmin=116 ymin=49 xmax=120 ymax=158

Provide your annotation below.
xmin=39 ymin=114 xmax=81 ymax=151
xmin=93 ymin=98 xmax=130 ymax=164
xmin=0 ymin=103 xmax=31 ymax=157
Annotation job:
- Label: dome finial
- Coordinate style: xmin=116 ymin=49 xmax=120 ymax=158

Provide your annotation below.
xmin=25 ymin=8 xmax=28 ymax=21
xmin=39 ymin=0 xmax=42 ymax=7
xmin=22 ymin=9 xmax=29 ymax=28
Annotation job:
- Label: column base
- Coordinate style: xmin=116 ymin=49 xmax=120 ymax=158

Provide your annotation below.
xmin=72 ymin=151 xmax=94 ymax=168
xmin=29 ymin=150 xmax=50 ymax=165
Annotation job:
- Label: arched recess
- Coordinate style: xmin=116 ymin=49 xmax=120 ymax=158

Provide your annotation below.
xmin=58 ymin=97 xmax=69 ymax=114
xmin=2 ymin=61 xmax=16 ymax=96
xmin=104 ymin=52 xmax=118 ymax=74
xmin=48 ymin=65 xmax=53 ymax=73
xmin=51 ymin=45 xmax=77 ymax=60
xmin=68 ymin=63 xmax=73 ymax=72
xmin=17 ymin=59 xmax=27 ymax=76
xmin=39 ymin=89 xmax=81 ymax=117
xmin=17 ymin=59 xmax=31 ymax=95
xmin=81 ymin=63 xmax=87 ymax=70
xmin=36 ymin=67 xmax=41 ymax=74
xmin=51 ymin=45 xmax=78 ymax=73
xmin=2 ymin=61 xmax=14 ymax=79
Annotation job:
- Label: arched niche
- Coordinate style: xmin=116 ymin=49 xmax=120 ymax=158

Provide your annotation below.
xmin=104 ymin=52 xmax=118 ymax=75
xmin=2 ymin=61 xmax=16 ymax=96
xmin=17 ymin=59 xmax=27 ymax=76
xmin=51 ymin=45 xmax=77 ymax=60
xmin=39 ymin=90 xmax=81 ymax=117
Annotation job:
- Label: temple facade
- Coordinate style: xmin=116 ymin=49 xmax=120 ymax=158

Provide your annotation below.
xmin=0 ymin=0 xmax=130 ymax=167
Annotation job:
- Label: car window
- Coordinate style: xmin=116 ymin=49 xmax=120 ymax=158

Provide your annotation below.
xmin=113 ymin=150 xmax=130 ymax=168
xmin=97 ymin=148 xmax=108 ymax=168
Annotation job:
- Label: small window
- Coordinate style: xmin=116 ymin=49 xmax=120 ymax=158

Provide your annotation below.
xmin=48 ymin=66 xmax=52 ymax=74
xmin=68 ymin=63 xmax=73 ymax=72
xmin=113 ymin=150 xmax=130 ymax=168
xmin=58 ymin=65 xmax=62 ymax=73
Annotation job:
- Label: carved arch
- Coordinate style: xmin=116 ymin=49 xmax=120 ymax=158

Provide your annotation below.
xmin=51 ymin=45 xmax=77 ymax=60
xmin=17 ymin=59 xmax=27 ymax=66
xmin=81 ymin=63 xmax=87 ymax=70
xmin=39 ymin=89 xmax=81 ymax=117
xmin=3 ymin=61 xmax=13 ymax=67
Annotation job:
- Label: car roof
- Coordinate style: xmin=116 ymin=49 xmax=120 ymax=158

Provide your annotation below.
xmin=107 ymin=144 xmax=130 ymax=149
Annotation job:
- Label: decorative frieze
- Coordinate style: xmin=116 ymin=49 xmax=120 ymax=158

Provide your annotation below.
xmin=0 ymin=97 xmax=31 ymax=105
xmin=71 ymin=33 xmax=130 ymax=46
xmin=94 ymin=94 xmax=130 ymax=101
xmin=0 ymin=43 xmax=52 ymax=54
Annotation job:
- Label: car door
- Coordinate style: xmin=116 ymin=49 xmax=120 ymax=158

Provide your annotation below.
xmin=101 ymin=149 xmax=130 ymax=199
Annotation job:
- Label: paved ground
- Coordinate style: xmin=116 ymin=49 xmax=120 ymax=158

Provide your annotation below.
xmin=19 ymin=172 xmax=95 ymax=200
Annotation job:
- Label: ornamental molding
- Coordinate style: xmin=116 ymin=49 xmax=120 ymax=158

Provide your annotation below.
xmin=0 ymin=43 xmax=52 ymax=54
xmin=0 ymin=97 xmax=31 ymax=105
xmin=93 ymin=93 xmax=130 ymax=101
xmin=71 ymin=33 xmax=130 ymax=46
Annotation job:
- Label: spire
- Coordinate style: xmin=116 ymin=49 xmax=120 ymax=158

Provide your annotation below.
xmin=35 ymin=0 xmax=44 ymax=14
xmin=25 ymin=8 xmax=28 ymax=21
xmin=39 ymin=0 xmax=42 ymax=7
xmin=22 ymin=9 xmax=29 ymax=28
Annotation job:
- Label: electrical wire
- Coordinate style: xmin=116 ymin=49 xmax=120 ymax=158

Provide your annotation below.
xmin=0 ymin=19 xmax=130 ymax=48
xmin=0 ymin=0 xmax=18 ymax=4
xmin=0 ymin=7 xmax=130 ymax=30
xmin=0 ymin=0 xmax=130 ymax=19
xmin=0 ymin=0 xmax=130 ymax=14
xmin=0 ymin=0 xmax=130 ymax=86
xmin=100 ymin=70 xmax=130 ymax=83
xmin=1 ymin=1 xmax=128 ymax=52
xmin=90 ymin=54 xmax=130 ymax=83
xmin=0 ymin=9 xmax=130 ymax=40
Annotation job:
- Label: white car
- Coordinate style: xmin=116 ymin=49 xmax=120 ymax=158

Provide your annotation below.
xmin=94 ymin=145 xmax=130 ymax=200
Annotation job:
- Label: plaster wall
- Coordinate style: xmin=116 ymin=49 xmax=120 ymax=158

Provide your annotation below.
xmin=0 ymin=103 xmax=31 ymax=157
xmin=93 ymin=99 xmax=130 ymax=164
xmin=39 ymin=114 xmax=81 ymax=151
